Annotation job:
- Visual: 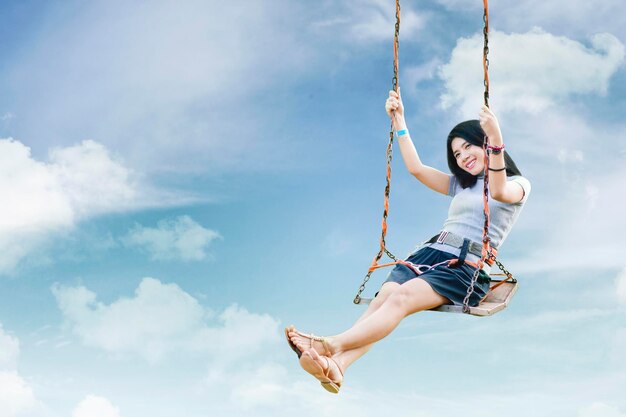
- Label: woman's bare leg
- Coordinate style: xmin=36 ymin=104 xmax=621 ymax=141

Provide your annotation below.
xmin=291 ymin=278 xmax=448 ymax=358
xmin=291 ymin=282 xmax=400 ymax=383
xmin=333 ymin=278 xmax=447 ymax=350
xmin=330 ymin=282 xmax=399 ymax=371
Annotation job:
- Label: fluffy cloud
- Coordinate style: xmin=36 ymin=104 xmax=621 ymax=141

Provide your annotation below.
xmin=439 ymin=29 xmax=624 ymax=117
xmin=52 ymin=278 xmax=279 ymax=362
xmin=0 ymin=372 xmax=36 ymax=417
xmin=0 ymin=326 xmax=36 ymax=417
xmin=0 ymin=326 xmax=19 ymax=370
xmin=48 ymin=140 xmax=138 ymax=218
xmin=0 ymin=139 xmax=149 ymax=273
xmin=123 ymin=216 xmax=221 ymax=261
xmin=514 ymin=162 xmax=626 ymax=273
xmin=437 ymin=0 xmax=626 ymax=41
xmin=73 ymin=395 xmax=121 ymax=417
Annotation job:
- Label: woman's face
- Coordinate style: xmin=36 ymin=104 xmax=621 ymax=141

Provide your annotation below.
xmin=451 ymin=137 xmax=484 ymax=176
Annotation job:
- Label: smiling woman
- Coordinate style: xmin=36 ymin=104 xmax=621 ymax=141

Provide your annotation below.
xmin=447 ymin=119 xmax=523 ymax=189
xmin=286 ymin=0 xmax=532 ymax=395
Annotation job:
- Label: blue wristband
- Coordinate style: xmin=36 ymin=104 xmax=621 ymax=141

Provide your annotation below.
xmin=396 ymin=129 xmax=408 ymax=137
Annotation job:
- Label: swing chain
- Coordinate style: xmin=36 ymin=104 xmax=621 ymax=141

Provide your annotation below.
xmin=462 ymin=0 xmax=492 ymax=314
xmin=463 ymin=136 xmax=491 ymax=313
xmin=491 ymin=253 xmax=516 ymax=283
xmin=354 ymin=137 xmax=399 ymax=305
xmin=354 ymin=271 xmax=373 ymax=304
xmin=463 ymin=266 xmax=481 ymax=313
xmin=482 ymin=0 xmax=490 ymax=107
xmin=392 ymin=1 xmax=400 ymax=92
xmin=353 ymin=0 xmax=401 ymax=305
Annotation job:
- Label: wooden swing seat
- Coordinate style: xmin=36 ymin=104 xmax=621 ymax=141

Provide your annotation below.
xmin=430 ymin=279 xmax=518 ymax=316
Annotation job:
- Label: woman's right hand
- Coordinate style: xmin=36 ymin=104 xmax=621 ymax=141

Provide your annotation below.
xmin=385 ymin=89 xmax=406 ymax=130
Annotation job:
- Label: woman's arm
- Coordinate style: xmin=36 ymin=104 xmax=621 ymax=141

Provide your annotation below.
xmin=386 ymin=90 xmax=450 ymax=195
xmin=479 ymin=105 xmax=525 ymax=203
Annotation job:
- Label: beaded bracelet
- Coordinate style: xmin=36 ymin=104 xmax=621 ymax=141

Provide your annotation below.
xmin=487 ymin=143 xmax=505 ymax=155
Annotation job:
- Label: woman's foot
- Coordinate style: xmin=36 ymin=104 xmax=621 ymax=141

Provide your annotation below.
xmin=287 ymin=325 xmax=338 ymax=357
xmin=285 ymin=327 xmax=303 ymax=358
xmin=299 ymin=348 xmax=344 ymax=394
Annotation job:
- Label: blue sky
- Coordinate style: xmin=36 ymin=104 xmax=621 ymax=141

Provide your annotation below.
xmin=0 ymin=0 xmax=625 ymax=416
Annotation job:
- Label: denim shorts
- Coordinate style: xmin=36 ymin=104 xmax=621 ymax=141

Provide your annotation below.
xmin=384 ymin=246 xmax=490 ymax=306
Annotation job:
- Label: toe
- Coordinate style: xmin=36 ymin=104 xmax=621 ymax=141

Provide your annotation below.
xmin=308 ymin=349 xmax=328 ymax=373
xmin=309 ymin=349 xmax=343 ymax=383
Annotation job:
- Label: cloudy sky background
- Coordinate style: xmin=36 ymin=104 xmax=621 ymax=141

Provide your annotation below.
xmin=1 ymin=0 xmax=625 ymax=416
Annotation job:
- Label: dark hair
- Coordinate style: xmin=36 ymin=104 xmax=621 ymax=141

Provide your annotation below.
xmin=446 ymin=120 xmax=522 ymax=188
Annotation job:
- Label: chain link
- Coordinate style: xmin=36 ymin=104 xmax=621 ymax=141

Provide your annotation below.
xmin=462 ymin=138 xmax=491 ymax=313
xmin=462 ymin=1 xmax=491 ymax=313
xmin=491 ymin=253 xmax=516 ymax=283
xmin=354 ymin=0 xmax=401 ymax=304
xmin=482 ymin=2 xmax=490 ymax=107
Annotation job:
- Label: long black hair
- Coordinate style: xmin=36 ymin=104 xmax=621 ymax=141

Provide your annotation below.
xmin=446 ymin=120 xmax=522 ymax=189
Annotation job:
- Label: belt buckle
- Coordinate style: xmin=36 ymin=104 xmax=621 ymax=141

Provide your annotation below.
xmin=436 ymin=231 xmax=449 ymax=244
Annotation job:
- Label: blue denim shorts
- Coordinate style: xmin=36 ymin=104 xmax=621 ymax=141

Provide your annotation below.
xmin=384 ymin=246 xmax=490 ymax=306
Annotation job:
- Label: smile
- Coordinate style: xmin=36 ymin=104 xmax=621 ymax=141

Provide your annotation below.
xmin=465 ymin=159 xmax=476 ymax=170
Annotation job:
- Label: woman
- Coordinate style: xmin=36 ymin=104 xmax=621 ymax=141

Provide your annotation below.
xmin=286 ymin=89 xmax=531 ymax=393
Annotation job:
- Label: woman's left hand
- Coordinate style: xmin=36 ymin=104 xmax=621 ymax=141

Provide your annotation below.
xmin=478 ymin=105 xmax=502 ymax=142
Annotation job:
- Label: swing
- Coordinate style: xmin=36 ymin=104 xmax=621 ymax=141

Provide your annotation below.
xmin=353 ymin=0 xmax=518 ymax=317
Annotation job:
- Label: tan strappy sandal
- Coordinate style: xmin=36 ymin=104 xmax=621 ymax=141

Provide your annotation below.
xmin=285 ymin=327 xmax=334 ymax=358
xmin=299 ymin=352 xmax=344 ymax=394
xmin=295 ymin=330 xmax=333 ymax=356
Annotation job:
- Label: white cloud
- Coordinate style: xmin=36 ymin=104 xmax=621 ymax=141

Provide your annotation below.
xmin=229 ymin=363 xmax=289 ymax=410
xmin=313 ymin=0 xmax=425 ymax=43
xmin=435 ymin=0 xmax=626 ymax=40
xmin=123 ymin=216 xmax=220 ymax=261
xmin=203 ymin=358 xmax=626 ymax=417
xmin=0 ymin=326 xmax=36 ymax=417
xmin=73 ymin=395 xmax=121 ymax=417
xmin=516 ymin=162 xmax=626 ymax=273
xmin=0 ymin=139 xmax=74 ymax=233
xmin=579 ymin=402 xmax=626 ymax=417
xmin=0 ymin=326 xmax=19 ymax=370
xmin=203 ymin=360 xmax=417 ymax=417
xmin=4 ymin=1 xmax=316 ymax=173
xmin=403 ymin=58 xmax=443 ymax=94
xmin=0 ymin=372 xmax=36 ymax=417
xmin=0 ymin=139 xmax=154 ymax=273
xmin=52 ymin=278 xmax=279 ymax=362
xmin=48 ymin=140 xmax=138 ymax=218
xmin=439 ymin=29 xmax=624 ymax=117
xmin=349 ymin=0 xmax=425 ymax=43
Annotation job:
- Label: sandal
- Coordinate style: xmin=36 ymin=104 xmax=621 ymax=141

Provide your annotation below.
xmin=285 ymin=327 xmax=333 ymax=357
xmin=299 ymin=352 xmax=344 ymax=394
